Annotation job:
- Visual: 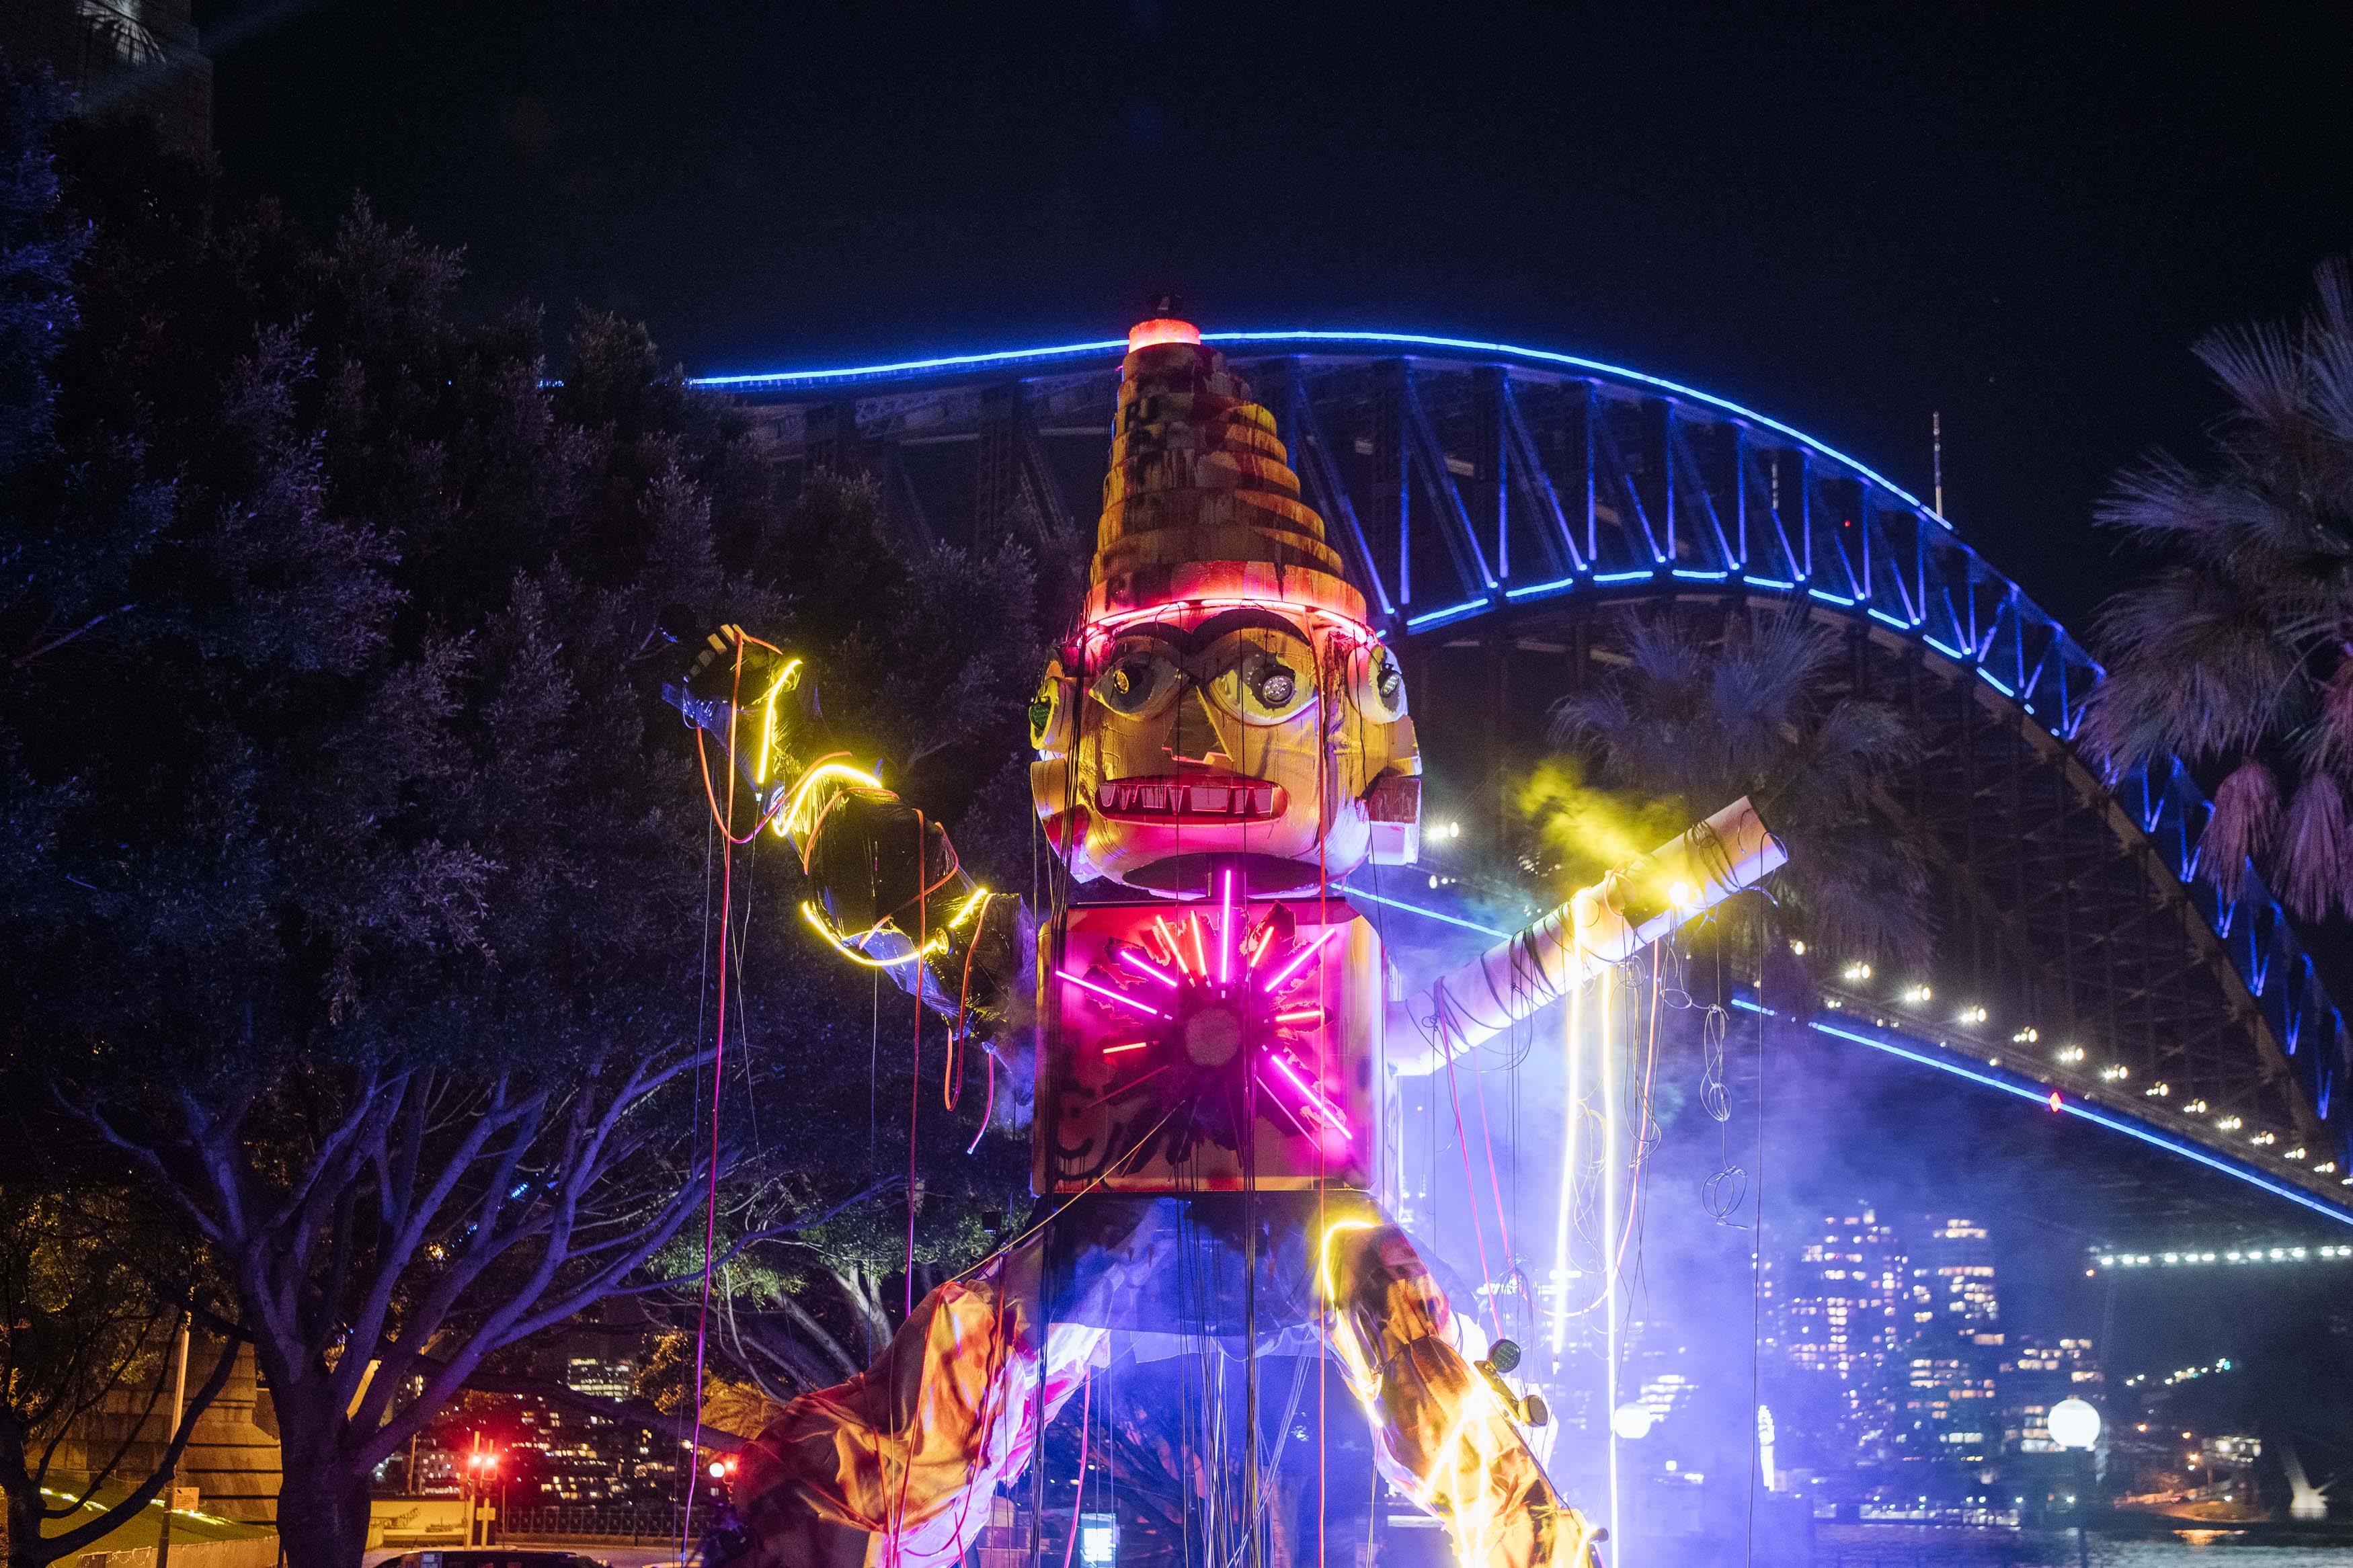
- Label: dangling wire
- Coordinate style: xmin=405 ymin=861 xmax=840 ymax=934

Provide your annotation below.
xmin=1062 ymin=1369 xmax=1093 ymax=1568
xmin=906 ymin=811 xmax=924 ymax=1320
xmin=680 ymin=636 xmax=746 ymax=1563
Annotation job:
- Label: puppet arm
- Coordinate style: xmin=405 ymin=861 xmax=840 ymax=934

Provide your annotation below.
xmin=663 ymin=624 xmax=1031 ymax=1070
xmin=1388 ymin=796 xmax=1786 ymax=1075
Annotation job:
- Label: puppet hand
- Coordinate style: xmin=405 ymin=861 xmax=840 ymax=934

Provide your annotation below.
xmin=661 ymin=624 xmax=808 ymax=792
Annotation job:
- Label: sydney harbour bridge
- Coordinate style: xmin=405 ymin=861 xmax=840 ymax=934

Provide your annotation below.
xmin=692 ymin=330 xmax=2352 ymax=1229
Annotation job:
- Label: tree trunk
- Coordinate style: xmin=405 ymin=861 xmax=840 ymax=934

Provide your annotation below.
xmin=272 ymin=1413 xmax=373 ymax=1568
xmin=1 ymin=1417 xmax=55 ymax=1568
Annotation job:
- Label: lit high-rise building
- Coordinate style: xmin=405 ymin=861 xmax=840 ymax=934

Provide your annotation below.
xmin=1911 ymin=1216 xmax=1999 ymax=1333
xmin=1776 ymin=1206 xmax=1909 ymax=1376
xmin=1769 ymin=1206 xmax=1911 ymax=1452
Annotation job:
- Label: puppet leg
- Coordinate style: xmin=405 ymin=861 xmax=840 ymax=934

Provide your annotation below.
xmin=722 ymin=1235 xmax=1098 ymax=1568
xmin=721 ymin=1198 xmax=1185 ymax=1568
xmin=1319 ymin=1214 xmax=1600 ymax=1568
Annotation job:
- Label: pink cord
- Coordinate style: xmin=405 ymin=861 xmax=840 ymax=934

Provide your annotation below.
xmin=1061 ymin=1370 xmax=1092 ymax=1568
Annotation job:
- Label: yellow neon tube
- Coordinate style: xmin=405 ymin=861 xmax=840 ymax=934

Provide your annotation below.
xmin=771 ymin=761 xmax=883 ymax=840
xmin=799 ymin=903 xmax=947 ymax=969
xmin=751 ymin=659 xmax=801 ymax=788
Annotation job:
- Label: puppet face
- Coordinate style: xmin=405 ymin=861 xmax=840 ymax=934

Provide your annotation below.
xmin=1030 ymin=602 xmax=1421 ymax=895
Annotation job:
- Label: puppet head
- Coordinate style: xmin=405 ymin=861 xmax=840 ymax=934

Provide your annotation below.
xmin=1029 ymin=317 xmax=1422 ymax=895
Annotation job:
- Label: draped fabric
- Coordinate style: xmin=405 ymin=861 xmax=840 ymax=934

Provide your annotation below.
xmin=721 ymin=1198 xmax=1593 ymax=1568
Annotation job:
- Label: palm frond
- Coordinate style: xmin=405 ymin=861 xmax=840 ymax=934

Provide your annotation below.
xmin=2303 ymin=662 xmax=2353 ymax=775
xmin=2278 ymin=770 xmax=2353 ymax=921
xmin=1542 ymin=607 xmax=1931 ymax=971
xmin=2085 ymin=567 xmax=2301 ymax=766
xmin=2096 ymin=453 xmax=2221 ymax=543
xmin=2196 ymin=319 xmax=2305 ymax=436
xmin=2198 ymin=756 xmax=2280 ymax=901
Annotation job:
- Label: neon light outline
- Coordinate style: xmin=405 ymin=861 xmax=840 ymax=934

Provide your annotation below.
xmin=1058 ymin=968 xmax=1167 ymax=1020
xmin=1259 ymin=927 xmax=1340 ymax=995
xmin=1406 ymin=598 xmax=1488 ymax=630
xmin=1729 ymin=999 xmax=2353 ymax=1227
xmin=689 ymin=329 xmax=1954 ymax=528
xmin=1115 ymin=947 xmax=1182 ymax=988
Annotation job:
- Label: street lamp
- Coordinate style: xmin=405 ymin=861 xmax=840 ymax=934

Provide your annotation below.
xmin=2048 ymin=1398 xmax=2100 ymax=1452
xmin=2049 ymin=1398 xmax=2101 ymax=1568
xmin=1611 ymin=1403 xmax=1654 ymax=1441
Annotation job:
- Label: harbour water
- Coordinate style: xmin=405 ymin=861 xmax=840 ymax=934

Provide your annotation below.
xmin=1809 ymin=1528 xmax=2353 ymax=1567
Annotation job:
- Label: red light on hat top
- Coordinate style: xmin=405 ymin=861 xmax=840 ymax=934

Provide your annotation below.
xmin=1127 ymin=317 xmax=1201 ymax=352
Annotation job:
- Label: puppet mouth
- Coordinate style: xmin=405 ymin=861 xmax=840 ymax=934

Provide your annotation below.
xmin=1097 ymin=772 xmax=1287 ymax=823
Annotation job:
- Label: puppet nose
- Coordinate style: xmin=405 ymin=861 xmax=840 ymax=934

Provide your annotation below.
xmin=1167 ymin=687 xmax=1229 ymax=765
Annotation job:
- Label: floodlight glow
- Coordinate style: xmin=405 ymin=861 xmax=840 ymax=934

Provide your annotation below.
xmin=2048 ymin=1397 xmax=2102 ymax=1450
xmin=1612 ymin=1403 xmax=1654 ymax=1440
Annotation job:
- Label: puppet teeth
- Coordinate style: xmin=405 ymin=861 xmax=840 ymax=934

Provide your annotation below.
xmin=1098 ymin=774 xmax=1285 ymax=823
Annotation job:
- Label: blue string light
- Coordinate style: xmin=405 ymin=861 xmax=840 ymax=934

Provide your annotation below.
xmin=1730 ymin=999 xmax=2353 ymax=1229
xmin=686 ymin=328 xmax=1954 ymax=530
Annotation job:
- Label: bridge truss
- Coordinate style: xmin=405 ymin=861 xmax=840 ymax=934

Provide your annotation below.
xmin=694 ymin=331 xmax=2353 ymax=1219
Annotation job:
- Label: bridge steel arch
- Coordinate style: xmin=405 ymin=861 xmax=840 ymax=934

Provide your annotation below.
xmin=693 ymin=331 xmax=2353 ymax=1219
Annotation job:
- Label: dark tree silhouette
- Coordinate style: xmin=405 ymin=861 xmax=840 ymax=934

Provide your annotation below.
xmin=0 ymin=99 xmax=1041 ymax=1567
xmin=0 ymin=1177 xmax=236 ymax=1568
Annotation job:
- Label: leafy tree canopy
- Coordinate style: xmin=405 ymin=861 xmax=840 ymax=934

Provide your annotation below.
xmin=0 ymin=81 xmax=1040 ymax=1565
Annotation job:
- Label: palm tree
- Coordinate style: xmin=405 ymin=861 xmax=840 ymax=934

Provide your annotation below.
xmin=2087 ymin=256 xmax=2353 ymax=921
xmin=1546 ymin=606 xmax=1930 ymax=973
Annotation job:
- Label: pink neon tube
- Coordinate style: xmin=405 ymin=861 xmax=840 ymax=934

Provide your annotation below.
xmin=1259 ymin=927 xmax=1338 ymax=995
xmin=1056 ymin=968 xmax=1166 ymax=1019
xmin=1115 ymin=948 xmax=1181 ymax=988
xmin=1217 ymin=869 xmax=1234 ymax=986
xmin=1268 ymin=1051 xmax=1349 ymax=1136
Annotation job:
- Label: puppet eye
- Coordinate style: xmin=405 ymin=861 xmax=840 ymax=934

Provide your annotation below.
xmin=1353 ymin=645 xmax=1408 ymax=720
xmin=1029 ymin=662 xmax=1073 ymax=753
xmin=1090 ymin=653 xmax=1181 ymax=718
xmin=1209 ymin=647 xmax=1315 ymax=725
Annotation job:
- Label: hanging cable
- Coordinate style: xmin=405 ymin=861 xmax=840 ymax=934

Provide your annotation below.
xmin=1062 ymin=1369 xmax=1093 ymax=1568
xmin=906 ymin=811 xmax=924 ymax=1320
xmin=679 ymin=636 xmax=745 ymax=1564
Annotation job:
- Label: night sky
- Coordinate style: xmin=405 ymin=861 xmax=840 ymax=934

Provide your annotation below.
xmin=184 ymin=2 xmax=2353 ymax=1374
xmin=193 ymin=2 xmax=2353 ymax=636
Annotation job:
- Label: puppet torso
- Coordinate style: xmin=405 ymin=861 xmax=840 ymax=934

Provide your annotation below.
xmin=1035 ymin=896 xmax=1386 ymax=1193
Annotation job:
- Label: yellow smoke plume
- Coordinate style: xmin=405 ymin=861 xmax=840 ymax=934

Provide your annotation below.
xmin=1513 ymin=757 xmax=1686 ymax=893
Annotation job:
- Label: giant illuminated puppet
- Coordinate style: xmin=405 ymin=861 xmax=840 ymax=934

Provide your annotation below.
xmin=666 ymin=315 xmax=1785 ymax=1567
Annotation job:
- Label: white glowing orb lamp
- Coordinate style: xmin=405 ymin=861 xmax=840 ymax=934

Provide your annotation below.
xmin=2048 ymin=1397 xmax=2102 ymax=1450
xmin=1611 ymin=1402 xmax=1655 ymax=1440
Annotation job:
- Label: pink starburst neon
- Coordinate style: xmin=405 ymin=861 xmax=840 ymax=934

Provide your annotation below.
xmin=1267 ymin=1051 xmax=1350 ymax=1137
xmin=1057 ymin=968 xmax=1166 ymax=1019
xmin=1259 ymin=927 xmax=1338 ymax=995
xmin=1217 ymin=868 xmax=1236 ymax=985
xmin=1115 ymin=947 xmax=1181 ymax=988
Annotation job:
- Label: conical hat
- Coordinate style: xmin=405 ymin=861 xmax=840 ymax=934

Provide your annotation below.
xmin=1081 ymin=319 xmax=1369 ymax=626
